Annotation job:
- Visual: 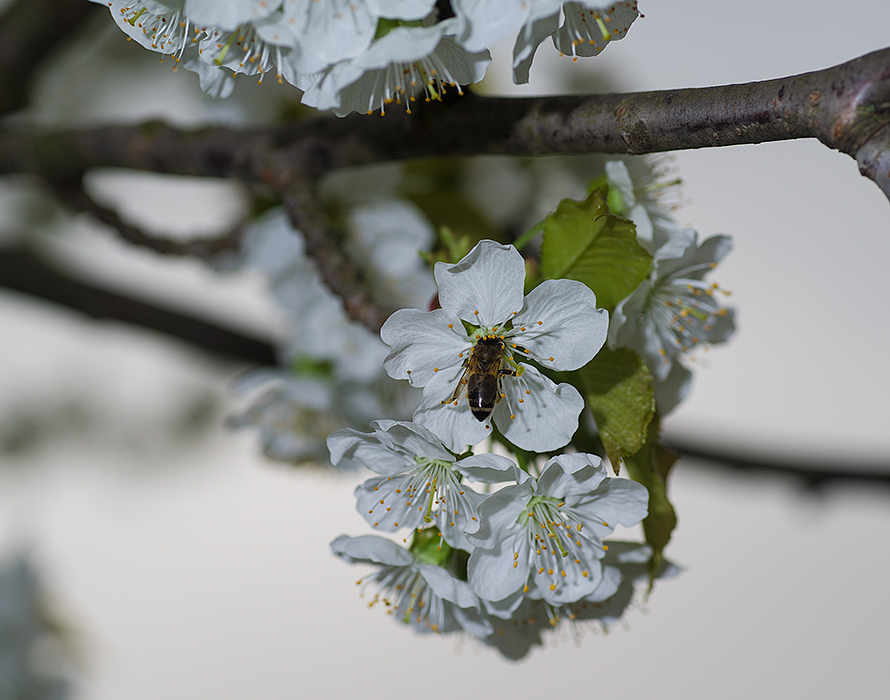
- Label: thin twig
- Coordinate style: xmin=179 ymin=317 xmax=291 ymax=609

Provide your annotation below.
xmin=51 ymin=181 xmax=245 ymax=258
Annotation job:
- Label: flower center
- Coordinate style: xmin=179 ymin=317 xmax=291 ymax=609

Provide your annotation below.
xmin=515 ymin=496 xmax=610 ymax=591
xmin=647 ymin=264 xmax=731 ymax=360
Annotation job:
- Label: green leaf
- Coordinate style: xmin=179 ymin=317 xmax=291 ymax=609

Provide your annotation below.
xmin=578 ymin=347 xmax=655 ymax=473
xmin=539 ymin=185 xmax=652 ymax=310
xmin=623 ymin=423 xmax=679 ymax=583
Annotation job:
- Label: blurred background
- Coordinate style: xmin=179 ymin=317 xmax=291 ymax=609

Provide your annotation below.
xmin=1 ymin=0 xmax=889 ymax=698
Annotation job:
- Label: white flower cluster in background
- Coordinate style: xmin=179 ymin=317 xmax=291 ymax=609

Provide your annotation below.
xmin=605 ymin=157 xmax=736 ymax=413
xmin=92 ymin=0 xmax=640 ymax=113
xmin=226 ymin=202 xmax=434 ymax=464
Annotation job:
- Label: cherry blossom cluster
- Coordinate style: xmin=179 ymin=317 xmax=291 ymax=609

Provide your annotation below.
xmin=92 ymin=0 xmax=640 ymax=113
xmin=327 ymin=241 xmax=659 ymax=656
xmin=224 ymin=158 xmax=733 ymax=656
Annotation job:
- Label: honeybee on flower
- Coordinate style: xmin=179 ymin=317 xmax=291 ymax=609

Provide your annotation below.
xmin=380 ymin=240 xmax=608 ymax=452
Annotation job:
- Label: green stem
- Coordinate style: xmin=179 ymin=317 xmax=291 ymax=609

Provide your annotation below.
xmin=513 ymin=219 xmax=546 ymax=251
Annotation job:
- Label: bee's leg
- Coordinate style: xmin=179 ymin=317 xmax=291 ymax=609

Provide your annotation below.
xmin=498 ymin=368 xmax=518 ymax=377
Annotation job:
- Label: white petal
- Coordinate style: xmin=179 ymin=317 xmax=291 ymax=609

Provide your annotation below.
xmin=367 ymin=420 xmax=453 ymax=462
xmin=588 ymin=563 xmax=623 ymax=603
xmin=418 ymin=565 xmax=480 ymax=609
xmin=451 ymin=0 xmax=528 ymax=53
xmin=326 ymin=427 xmax=413 ymax=474
xmin=281 ymin=0 xmax=376 ymax=68
xmin=573 ymin=478 xmax=650 ymax=539
xmin=365 ymin=0 xmax=438 ymax=20
xmin=330 ymin=534 xmax=414 ymax=566
xmin=435 ymin=240 xmax=526 ymax=327
xmin=512 ymin=278 xmax=608 ymax=371
xmin=454 ymin=453 xmax=520 ymax=483
xmin=536 ymin=455 xmax=608 ymax=498
xmin=436 ymin=487 xmax=486 ymax=551
xmin=653 ymin=363 xmax=692 ymax=415
xmin=355 ymin=477 xmax=420 ymax=532
xmin=185 ymin=0 xmax=275 ymax=30
xmin=550 ymin=1 xmax=639 ymax=58
xmin=381 ymin=308 xmax=469 ymax=387
xmin=467 ymin=535 xmax=530 ymax=602
xmin=531 ymin=553 xmax=600 ymax=605
xmin=464 ymin=483 xmax=532 ymax=547
xmin=493 ymin=367 xmax=583 ymax=452
xmin=412 ymin=369 xmax=492 ymax=452
xmin=512 ymin=10 xmax=559 ymax=84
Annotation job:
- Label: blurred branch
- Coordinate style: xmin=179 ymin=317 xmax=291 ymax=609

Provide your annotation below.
xmin=0 ymin=247 xmax=275 ymax=365
xmin=278 ymin=179 xmax=392 ymax=332
xmin=1 ymin=47 xmax=889 ymax=198
xmin=50 ymin=179 xmax=245 ymax=257
xmin=666 ymin=438 xmax=890 ymax=490
xmin=0 ymin=0 xmax=102 ymax=115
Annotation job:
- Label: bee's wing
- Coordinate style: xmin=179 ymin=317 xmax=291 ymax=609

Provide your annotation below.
xmin=446 ymin=365 xmax=471 ymax=405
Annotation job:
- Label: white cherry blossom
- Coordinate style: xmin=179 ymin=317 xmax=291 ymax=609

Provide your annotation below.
xmin=380 ymin=240 xmax=608 ymax=452
xmin=301 ymin=19 xmax=490 ymax=116
xmin=609 ymin=228 xmax=736 ymax=382
xmin=331 ymin=534 xmax=491 ymax=636
xmin=465 ymin=453 xmax=649 ymax=606
xmin=327 ymin=420 xmax=520 ymax=549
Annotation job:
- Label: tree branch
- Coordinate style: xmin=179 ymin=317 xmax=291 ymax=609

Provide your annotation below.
xmin=0 ymin=247 xmax=275 ymax=366
xmin=278 ymin=180 xmax=392 ymax=332
xmin=50 ymin=179 xmax=245 ymax=258
xmin=0 ymin=0 xmax=101 ymax=116
xmin=2 ymin=47 xmax=889 ymax=198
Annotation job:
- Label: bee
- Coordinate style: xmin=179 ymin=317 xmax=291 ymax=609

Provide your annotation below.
xmin=446 ymin=336 xmax=518 ymax=422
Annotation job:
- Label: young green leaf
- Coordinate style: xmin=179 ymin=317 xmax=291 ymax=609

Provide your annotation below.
xmin=578 ymin=346 xmax=655 ymax=473
xmin=540 ymin=185 xmax=652 ymax=309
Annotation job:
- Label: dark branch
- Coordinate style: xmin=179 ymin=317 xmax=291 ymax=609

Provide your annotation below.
xmin=667 ymin=438 xmax=890 ymax=491
xmin=0 ymin=247 xmax=275 ymax=366
xmin=278 ymin=182 xmax=392 ymax=333
xmin=0 ymin=0 xmax=102 ymax=116
xmin=2 ymin=48 xmax=889 ymax=198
